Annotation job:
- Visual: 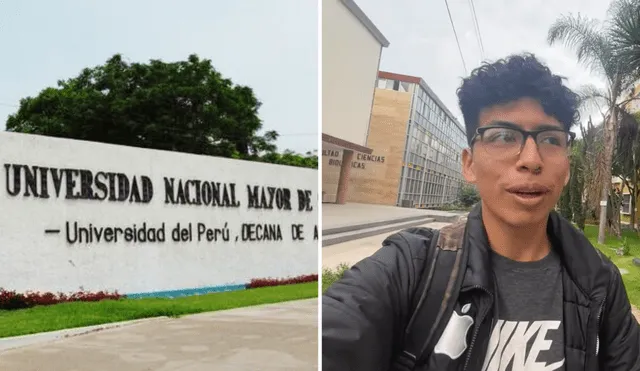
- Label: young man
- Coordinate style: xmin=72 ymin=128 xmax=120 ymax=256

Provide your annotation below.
xmin=322 ymin=54 xmax=640 ymax=371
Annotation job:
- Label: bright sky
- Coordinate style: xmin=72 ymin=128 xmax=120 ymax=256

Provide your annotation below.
xmin=356 ymin=0 xmax=614 ymax=130
xmin=0 ymin=0 xmax=318 ymax=154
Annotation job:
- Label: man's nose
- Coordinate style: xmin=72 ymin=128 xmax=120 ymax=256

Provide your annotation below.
xmin=516 ymin=137 xmax=543 ymax=172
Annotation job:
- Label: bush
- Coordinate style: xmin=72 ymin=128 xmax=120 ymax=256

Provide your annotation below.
xmin=0 ymin=289 xmax=124 ymax=311
xmin=322 ymin=263 xmax=351 ymax=293
xmin=457 ymin=184 xmax=481 ymax=208
xmin=621 ymin=238 xmax=631 ymax=256
xmin=246 ymin=274 xmax=318 ymax=289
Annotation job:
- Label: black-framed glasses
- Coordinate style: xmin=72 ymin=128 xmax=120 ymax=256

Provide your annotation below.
xmin=470 ymin=122 xmax=576 ymax=158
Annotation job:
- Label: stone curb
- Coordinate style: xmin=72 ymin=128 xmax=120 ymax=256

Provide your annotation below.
xmin=0 ymin=316 xmax=168 ymax=353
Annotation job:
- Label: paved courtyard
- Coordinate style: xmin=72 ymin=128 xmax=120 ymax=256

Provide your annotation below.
xmin=322 ymin=202 xmax=460 ymax=230
xmin=323 ymin=221 xmax=451 ymax=268
xmin=0 ymin=299 xmax=317 ymax=371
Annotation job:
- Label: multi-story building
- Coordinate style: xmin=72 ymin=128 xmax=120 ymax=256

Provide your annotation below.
xmin=321 ymin=0 xmax=389 ymax=204
xmin=382 ymin=72 xmax=468 ymax=208
xmin=322 ymin=71 xmax=467 ymax=208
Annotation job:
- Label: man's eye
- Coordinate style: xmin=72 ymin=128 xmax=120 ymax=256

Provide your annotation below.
xmin=539 ymin=133 xmax=566 ymax=147
xmin=485 ymin=130 xmax=518 ymax=143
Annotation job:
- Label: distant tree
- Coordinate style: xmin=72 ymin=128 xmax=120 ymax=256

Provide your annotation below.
xmin=6 ymin=54 xmax=317 ymax=169
xmin=457 ymin=184 xmax=480 ymax=208
xmin=557 ymin=139 xmax=586 ymax=230
xmin=570 ymin=140 xmax=586 ymax=231
xmin=257 ymin=149 xmax=318 ymax=169
xmin=559 ymin=186 xmax=573 ymax=221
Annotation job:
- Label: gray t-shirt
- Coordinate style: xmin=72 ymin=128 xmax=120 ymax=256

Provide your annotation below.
xmin=480 ymin=249 xmax=565 ymax=371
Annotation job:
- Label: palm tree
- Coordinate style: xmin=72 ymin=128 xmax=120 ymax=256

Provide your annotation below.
xmin=548 ymin=2 xmax=640 ymax=243
xmin=610 ymin=0 xmax=640 ymax=71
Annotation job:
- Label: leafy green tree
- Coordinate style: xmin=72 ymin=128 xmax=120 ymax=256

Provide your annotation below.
xmin=559 ymin=186 xmax=573 ymax=221
xmin=580 ymin=117 xmax=605 ymax=224
xmin=253 ymin=149 xmax=318 ymax=169
xmin=612 ymin=111 xmax=640 ymax=229
xmin=570 ymin=141 xmax=586 ymax=230
xmin=6 ymin=54 xmax=317 ymax=169
xmin=457 ymin=184 xmax=480 ymax=208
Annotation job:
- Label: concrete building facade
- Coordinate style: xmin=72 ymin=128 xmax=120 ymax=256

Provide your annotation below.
xmin=322 ymin=71 xmax=468 ymax=208
xmin=321 ymin=0 xmax=389 ymax=204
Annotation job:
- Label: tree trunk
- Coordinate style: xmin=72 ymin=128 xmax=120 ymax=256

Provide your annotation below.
xmin=632 ymin=166 xmax=637 ymax=231
xmin=598 ymin=107 xmax=620 ymax=244
xmin=607 ymin=188 xmax=622 ymax=237
xmin=570 ymin=149 xmax=586 ymax=231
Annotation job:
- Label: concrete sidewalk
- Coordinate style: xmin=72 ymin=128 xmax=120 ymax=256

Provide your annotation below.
xmin=322 ymin=202 xmax=462 ymax=231
xmin=0 ymin=299 xmax=318 ymax=371
xmin=323 ymin=222 xmax=451 ymax=269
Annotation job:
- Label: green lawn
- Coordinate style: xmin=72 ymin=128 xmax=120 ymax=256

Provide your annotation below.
xmin=583 ymin=225 xmax=640 ymax=309
xmin=0 ymin=282 xmax=318 ymax=339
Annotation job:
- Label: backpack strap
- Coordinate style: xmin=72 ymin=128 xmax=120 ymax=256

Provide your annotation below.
xmin=390 ymin=221 xmax=468 ymax=371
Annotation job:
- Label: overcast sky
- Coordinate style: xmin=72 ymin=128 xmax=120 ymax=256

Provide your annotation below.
xmin=356 ymin=0 xmax=614 ymax=129
xmin=0 ymin=0 xmax=318 ymax=154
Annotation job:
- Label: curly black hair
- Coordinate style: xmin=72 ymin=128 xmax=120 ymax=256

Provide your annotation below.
xmin=456 ymin=53 xmax=580 ymax=146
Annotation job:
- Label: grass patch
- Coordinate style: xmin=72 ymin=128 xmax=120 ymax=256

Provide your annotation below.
xmin=0 ymin=282 xmax=317 ymax=339
xmin=582 ymin=225 xmax=640 ymax=308
xmin=322 ymin=263 xmax=350 ymax=293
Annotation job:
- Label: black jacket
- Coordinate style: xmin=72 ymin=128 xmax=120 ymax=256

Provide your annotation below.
xmin=322 ymin=205 xmax=640 ymax=371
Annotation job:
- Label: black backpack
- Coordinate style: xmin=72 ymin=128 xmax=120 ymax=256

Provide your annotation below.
xmin=390 ymin=220 xmax=470 ymax=371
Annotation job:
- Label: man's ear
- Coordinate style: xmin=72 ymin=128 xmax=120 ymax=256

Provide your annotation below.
xmin=564 ymin=170 xmax=570 ymax=187
xmin=462 ymin=148 xmax=477 ymax=183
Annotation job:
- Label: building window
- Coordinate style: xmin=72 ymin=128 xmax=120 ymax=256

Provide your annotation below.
xmin=386 ymin=79 xmax=395 ymax=90
xmin=622 ymin=194 xmax=632 ymax=214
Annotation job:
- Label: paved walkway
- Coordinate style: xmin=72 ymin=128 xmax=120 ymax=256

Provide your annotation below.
xmin=322 ymin=202 xmax=460 ymax=230
xmin=323 ymin=222 xmax=451 ymax=269
xmin=0 ymin=299 xmax=317 ymax=371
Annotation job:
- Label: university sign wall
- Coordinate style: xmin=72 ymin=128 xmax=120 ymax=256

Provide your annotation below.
xmin=0 ymin=132 xmax=318 ymax=295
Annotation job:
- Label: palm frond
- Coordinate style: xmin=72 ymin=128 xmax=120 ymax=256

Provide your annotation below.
xmin=609 ymin=0 xmax=640 ymax=71
xmin=548 ymin=14 xmax=614 ymax=80
xmin=575 ymin=84 xmax=612 ymax=115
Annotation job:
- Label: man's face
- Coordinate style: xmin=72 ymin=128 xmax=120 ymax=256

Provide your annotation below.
xmin=461 ymin=97 xmax=570 ymax=227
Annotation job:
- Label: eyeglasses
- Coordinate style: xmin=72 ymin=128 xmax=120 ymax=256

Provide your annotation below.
xmin=470 ymin=123 xmax=576 ymax=158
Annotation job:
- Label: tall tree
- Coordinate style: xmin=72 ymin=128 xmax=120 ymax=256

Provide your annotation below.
xmin=612 ymin=111 xmax=640 ymax=229
xmin=580 ymin=117 xmax=603 ymax=223
xmin=5 ymin=54 xmax=317 ymax=169
xmin=548 ymin=2 xmax=640 ymax=243
xmin=559 ymin=186 xmax=573 ymax=220
xmin=570 ymin=140 xmax=587 ymax=231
